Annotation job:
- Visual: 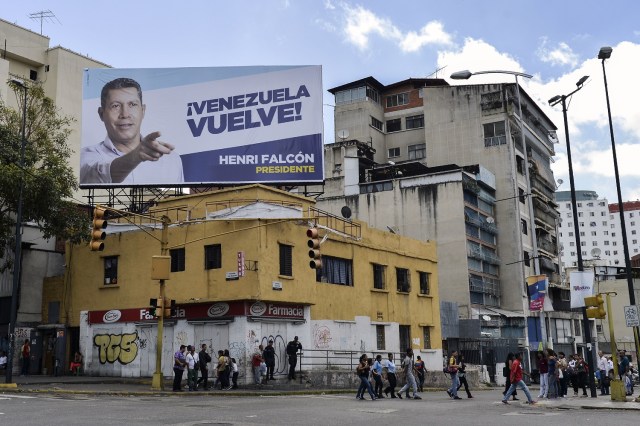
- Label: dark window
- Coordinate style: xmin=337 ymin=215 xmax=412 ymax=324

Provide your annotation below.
xmin=386 ymin=93 xmax=409 ymax=108
xmin=29 ymin=70 xmax=38 ymax=81
xmin=376 ymin=325 xmax=386 ymax=350
xmin=279 ymin=243 xmax=293 ymax=276
xmin=170 ymin=248 xmax=185 ymax=272
xmin=316 ymin=256 xmax=353 ymax=286
xmin=371 ymin=116 xmax=383 ymax=131
xmin=419 ymin=272 xmax=430 ymax=295
xmin=48 ymin=301 xmax=60 ymax=323
xmin=516 ymin=156 xmax=524 ymax=174
xmin=483 ymin=121 xmax=506 ymax=146
xmin=386 ymin=118 xmax=401 ymax=133
xmin=388 ymin=147 xmax=400 ymax=157
xmin=408 ymin=143 xmax=426 ymax=160
xmin=405 ymin=114 xmax=424 ymax=129
xmin=396 ymin=268 xmax=410 ymax=292
xmin=521 ymin=219 xmax=528 ymax=235
xmin=423 ymin=327 xmax=431 ymax=349
xmin=524 ymin=251 xmax=531 ymax=267
xmin=204 ymin=244 xmax=222 ymax=269
xmin=373 ymin=264 xmax=386 ymax=289
xmin=399 ymin=325 xmax=411 ymax=354
xmin=104 ymin=256 xmax=118 ymax=285
xmin=519 ymin=188 xmax=526 ymax=204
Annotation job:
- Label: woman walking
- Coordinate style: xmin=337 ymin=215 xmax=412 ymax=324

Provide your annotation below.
xmin=355 ymin=354 xmax=376 ymax=400
xmin=456 ymin=354 xmax=473 ymax=398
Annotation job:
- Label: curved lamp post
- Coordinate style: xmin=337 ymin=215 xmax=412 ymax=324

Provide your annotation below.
xmin=598 ymin=46 xmax=640 ymax=389
xmin=549 ymin=75 xmax=598 ymax=397
xmin=5 ymin=79 xmax=28 ymax=384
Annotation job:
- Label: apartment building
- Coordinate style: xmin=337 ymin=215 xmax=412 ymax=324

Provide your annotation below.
xmin=314 ymin=76 xmax=580 ymax=355
xmin=557 ymin=190 xmax=640 ymax=268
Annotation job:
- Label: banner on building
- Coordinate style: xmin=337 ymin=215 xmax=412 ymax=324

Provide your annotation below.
xmin=80 ymin=66 xmax=324 ymax=187
xmin=569 ymin=270 xmax=595 ymax=308
xmin=527 ymin=275 xmax=547 ymax=311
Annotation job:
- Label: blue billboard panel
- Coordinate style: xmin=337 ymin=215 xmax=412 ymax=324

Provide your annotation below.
xmin=80 ymin=66 xmax=324 ymax=187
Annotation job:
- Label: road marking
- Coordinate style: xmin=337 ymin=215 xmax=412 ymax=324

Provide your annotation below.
xmin=0 ymin=394 xmax=37 ymax=399
xmin=504 ymin=412 xmax=559 ymax=416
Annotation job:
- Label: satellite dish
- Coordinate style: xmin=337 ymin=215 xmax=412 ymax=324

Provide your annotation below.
xmin=482 ymin=315 xmax=492 ymax=321
xmin=340 ymin=206 xmax=352 ymax=219
xmin=337 ymin=129 xmax=350 ymax=140
xmin=486 ymin=217 xmax=495 ymax=224
xmin=591 ymin=248 xmax=601 ymax=258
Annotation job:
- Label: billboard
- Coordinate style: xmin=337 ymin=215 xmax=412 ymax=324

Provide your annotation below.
xmin=80 ymin=66 xmax=324 ymax=187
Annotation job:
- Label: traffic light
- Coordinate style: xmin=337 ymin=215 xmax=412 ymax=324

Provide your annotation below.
xmin=90 ymin=206 xmax=108 ymax=251
xmin=585 ymin=294 xmax=606 ymax=319
xmin=307 ymin=227 xmax=322 ymax=269
xmin=163 ymin=298 xmax=174 ymax=318
xmin=149 ymin=298 xmax=162 ymax=318
xmin=169 ymin=299 xmax=177 ymax=317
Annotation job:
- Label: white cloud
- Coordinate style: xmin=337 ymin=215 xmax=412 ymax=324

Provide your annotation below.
xmin=400 ymin=21 xmax=454 ymax=52
xmin=343 ymin=5 xmax=402 ymax=50
xmin=438 ymin=37 xmax=528 ymax=83
xmin=324 ymin=0 xmax=336 ymax=10
xmin=536 ymin=37 xmax=579 ymax=67
xmin=338 ymin=4 xmax=453 ymax=52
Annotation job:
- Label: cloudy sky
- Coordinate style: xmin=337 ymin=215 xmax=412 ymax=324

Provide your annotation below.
xmin=4 ymin=0 xmax=640 ymax=202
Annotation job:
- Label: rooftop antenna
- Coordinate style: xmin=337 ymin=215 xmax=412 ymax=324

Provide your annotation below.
xmin=29 ymin=10 xmax=61 ymax=35
xmin=426 ymin=65 xmax=447 ymax=79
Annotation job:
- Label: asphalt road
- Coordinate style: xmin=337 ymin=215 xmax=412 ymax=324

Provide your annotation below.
xmin=1 ymin=389 xmax=638 ymax=426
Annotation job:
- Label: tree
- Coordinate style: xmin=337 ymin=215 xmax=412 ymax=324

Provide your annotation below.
xmin=0 ymin=80 xmax=89 ymax=271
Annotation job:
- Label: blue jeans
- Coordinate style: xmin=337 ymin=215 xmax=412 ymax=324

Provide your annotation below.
xmin=357 ymin=375 xmax=376 ymax=399
xmin=448 ymin=373 xmax=459 ymax=397
xmin=503 ymin=379 xmax=534 ymax=403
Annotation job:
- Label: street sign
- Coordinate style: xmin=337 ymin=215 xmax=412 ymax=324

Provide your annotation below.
xmin=225 ymin=272 xmax=239 ymax=281
xmin=624 ymin=305 xmax=640 ymax=327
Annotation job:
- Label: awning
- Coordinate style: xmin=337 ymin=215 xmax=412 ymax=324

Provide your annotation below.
xmin=484 ymin=307 xmax=525 ymax=318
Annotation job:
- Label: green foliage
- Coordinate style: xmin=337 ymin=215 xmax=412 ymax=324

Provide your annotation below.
xmin=0 ymin=80 xmax=89 ymax=270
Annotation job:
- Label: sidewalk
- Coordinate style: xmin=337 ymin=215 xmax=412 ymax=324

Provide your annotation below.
xmin=1 ymin=375 xmax=640 ymax=411
xmin=0 ymin=374 xmax=346 ymax=396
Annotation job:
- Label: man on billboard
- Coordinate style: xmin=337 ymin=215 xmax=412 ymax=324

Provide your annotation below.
xmin=80 ymin=78 xmax=184 ymax=185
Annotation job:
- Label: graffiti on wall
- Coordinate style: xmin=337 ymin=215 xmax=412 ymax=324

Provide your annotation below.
xmin=229 ymin=340 xmax=247 ymax=377
xmin=313 ymin=325 xmax=332 ymax=349
xmin=259 ymin=334 xmax=287 ymax=375
xmin=93 ymin=332 xmax=139 ymax=365
xmin=175 ymin=331 xmax=189 ymax=347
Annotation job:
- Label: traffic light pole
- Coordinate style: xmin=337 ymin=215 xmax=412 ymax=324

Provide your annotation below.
xmin=603 ymin=292 xmax=626 ymax=401
xmin=151 ymin=217 xmax=170 ymax=391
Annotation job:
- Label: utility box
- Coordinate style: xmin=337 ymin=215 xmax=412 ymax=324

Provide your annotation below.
xmin=151 ymin=256 xmax=171 ymax=280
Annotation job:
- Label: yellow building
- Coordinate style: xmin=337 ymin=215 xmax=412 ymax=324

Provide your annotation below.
xmin=44 ymin=185 xmax=440 ymax=380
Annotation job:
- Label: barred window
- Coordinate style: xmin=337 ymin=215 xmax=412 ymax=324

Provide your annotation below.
xmin=279 ymin=243 xmax=293 ymax=276
xmin=376 ymin=325 xmax=386 ymax=350
xmin=170 ymin=248 xmax=186 ymax=272
xmin=396 ymin=268 xmax=410 ymax=292
xmin=204 ymin=244 xmax=222 ymax=269
xmin=104 ymin=256 xmax=118 ymax=285
xmin=373 ymin=264 xmax=386 ymax=289
xmin=419 ymin=271 xmax=430 ymax=295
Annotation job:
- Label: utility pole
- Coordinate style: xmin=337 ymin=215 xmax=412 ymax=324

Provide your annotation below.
xmin=151 ymin=217 xmax=171 ymax=391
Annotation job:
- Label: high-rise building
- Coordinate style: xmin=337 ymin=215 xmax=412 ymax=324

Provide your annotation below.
xmin=314 ymin=76 xmax=581 ymax=355
xmin=557 ymin=190 xmax=640 ymax=267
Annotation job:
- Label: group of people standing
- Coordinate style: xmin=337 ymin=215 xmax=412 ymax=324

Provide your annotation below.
xmin=172 ymin=344 xmax=238 ymax=392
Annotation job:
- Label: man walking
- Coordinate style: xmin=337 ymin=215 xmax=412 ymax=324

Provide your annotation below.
xmin=197 ymin=344 xmax=212 ymax=390
xmin=173 ymin=345 xmax=186 ymax=392
xmin=252 ymin=345 xmax=264 ymax=385
xmin=397 ymin=348 xmax=421 ymax=399
xmin=286 ymin=336 xmax=302 ymax=380
xmin=502 ymin=352 xmax=536 ymax=405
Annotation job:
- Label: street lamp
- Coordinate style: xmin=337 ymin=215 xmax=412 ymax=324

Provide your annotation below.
xmin=451 ymin=68 xmax=537 ymax=373
xmin=549 ymin=75 xmax=598 ymax=397
xmin=5 ymin=79 xmax=28 ymax=384
xmin=597 ymin=46 xmax=640 ymax=377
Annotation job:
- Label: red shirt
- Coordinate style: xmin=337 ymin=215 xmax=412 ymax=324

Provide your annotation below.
xmin=510 ymin=359 xmax=523 ymax=382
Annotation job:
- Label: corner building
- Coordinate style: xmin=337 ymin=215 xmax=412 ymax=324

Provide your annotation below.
xmin=47 ymin=185 xmax=441 ymax=381
xmin=314 ymin=76 xmax=581 ymax=363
